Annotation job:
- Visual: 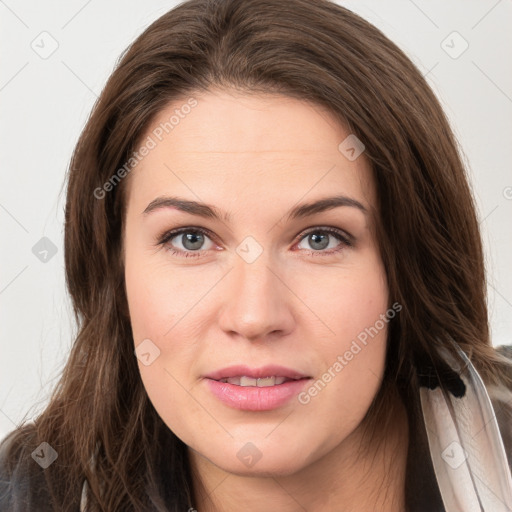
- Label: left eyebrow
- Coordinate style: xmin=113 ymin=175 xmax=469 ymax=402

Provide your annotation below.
xmin=285 ymin=195 xmax=368 ymax=221
xmin=142 ymin=194 xmax=368 ymax=222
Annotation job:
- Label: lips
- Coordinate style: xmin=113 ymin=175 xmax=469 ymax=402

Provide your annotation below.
xmin=203 ymin=364 xmax=312 ymax=411
xmin=204 ymin=364 xmax=309 ymax=382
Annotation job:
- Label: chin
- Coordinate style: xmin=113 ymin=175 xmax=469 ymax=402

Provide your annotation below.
xmin=202 ymin=443 xmax=314 ymax=477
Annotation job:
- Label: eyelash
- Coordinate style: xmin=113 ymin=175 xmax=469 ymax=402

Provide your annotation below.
xmin=156 ymin=226 xmax=353 ymax=258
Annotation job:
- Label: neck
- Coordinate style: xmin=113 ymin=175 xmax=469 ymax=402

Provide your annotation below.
xmin=188 ymin=392 xmax=409 ymax=512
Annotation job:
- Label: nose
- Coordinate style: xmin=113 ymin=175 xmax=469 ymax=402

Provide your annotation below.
xmin=217 ymin=252 xmax=296 ymax=342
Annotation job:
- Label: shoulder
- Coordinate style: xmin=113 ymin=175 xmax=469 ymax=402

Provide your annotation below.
xmin=0 ymin=430 xmax=30 ymax=511
xmin=0 ymin=427 xmax=54 ymax=511
xmin=489 ymin=344 xmax=512 ymax=471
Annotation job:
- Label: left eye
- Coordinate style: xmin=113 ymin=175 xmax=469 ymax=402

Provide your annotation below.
xmin=295 ymin=228 xmax=352 ymax=254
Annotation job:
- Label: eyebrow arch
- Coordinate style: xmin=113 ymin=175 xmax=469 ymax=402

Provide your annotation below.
xmin=142 ymin=195 xmax=368 ymax=222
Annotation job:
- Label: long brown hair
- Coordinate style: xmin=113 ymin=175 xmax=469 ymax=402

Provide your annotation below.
xmin=2 ymin=0 xmax=511 ymax=510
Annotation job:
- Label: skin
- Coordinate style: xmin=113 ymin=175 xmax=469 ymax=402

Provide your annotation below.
xmin=122 ymin=88 xmax=409 ymax=511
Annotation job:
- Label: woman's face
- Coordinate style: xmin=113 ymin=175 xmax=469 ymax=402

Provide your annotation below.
xmin=123 ymin=89 xmax=390 ymax=476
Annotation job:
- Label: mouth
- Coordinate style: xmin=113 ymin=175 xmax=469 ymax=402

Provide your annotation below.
xmin=215 ymin=375 xmax=302 ymax=386
xmin=203 ymin=365 xmax=312 ymax=411
xmin=204 ymin=364 xmax=309 ymax=382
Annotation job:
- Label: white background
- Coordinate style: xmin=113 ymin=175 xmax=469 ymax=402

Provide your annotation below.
xmin=1 ymin=0 xmax=511 ymax=442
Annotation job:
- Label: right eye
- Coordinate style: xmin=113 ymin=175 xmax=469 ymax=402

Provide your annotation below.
xmin=157 ymin=227 xmax=218 ymax=257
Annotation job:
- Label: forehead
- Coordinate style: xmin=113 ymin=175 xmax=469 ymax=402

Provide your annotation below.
xmin=148 ymin=89 xmax=344 ymax=151
xmin=124 ymin=88 xmax=375 ymax=214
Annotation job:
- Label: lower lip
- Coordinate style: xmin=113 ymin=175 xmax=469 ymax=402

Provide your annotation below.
xmin=205 ymin=378 xmax=311 ymax=411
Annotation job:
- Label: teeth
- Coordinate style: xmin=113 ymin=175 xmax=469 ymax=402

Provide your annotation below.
xmin=221 ymin=376 xmax=289 ymax=387
xmin=256 ymin=376 xmax=276 ymax=387
xmin=239 ymin=376 xmax=258 ymax=386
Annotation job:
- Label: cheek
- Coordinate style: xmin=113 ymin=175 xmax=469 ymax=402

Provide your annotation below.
xmin=124 ymin=261 xmax=204 ymax=382
xmin=124 ymin=264 xmax=200 ymax=447
xmin=303 ymin=251 xmax=389 ymax=357
xmin=295 ymin=255 xmax=389 ymax=429
xmin=124 ymin=251 xmax=227 ymax=446
xmin=124 ymin=248 xmax=212 ymax=347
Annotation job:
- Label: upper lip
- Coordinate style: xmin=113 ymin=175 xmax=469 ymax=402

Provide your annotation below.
xmin=204 ymin=364 xmax=310 ymax=381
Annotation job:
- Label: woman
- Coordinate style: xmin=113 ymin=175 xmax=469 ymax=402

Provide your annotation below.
xmin=1 ymin=0 xmax=511 ymax=510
